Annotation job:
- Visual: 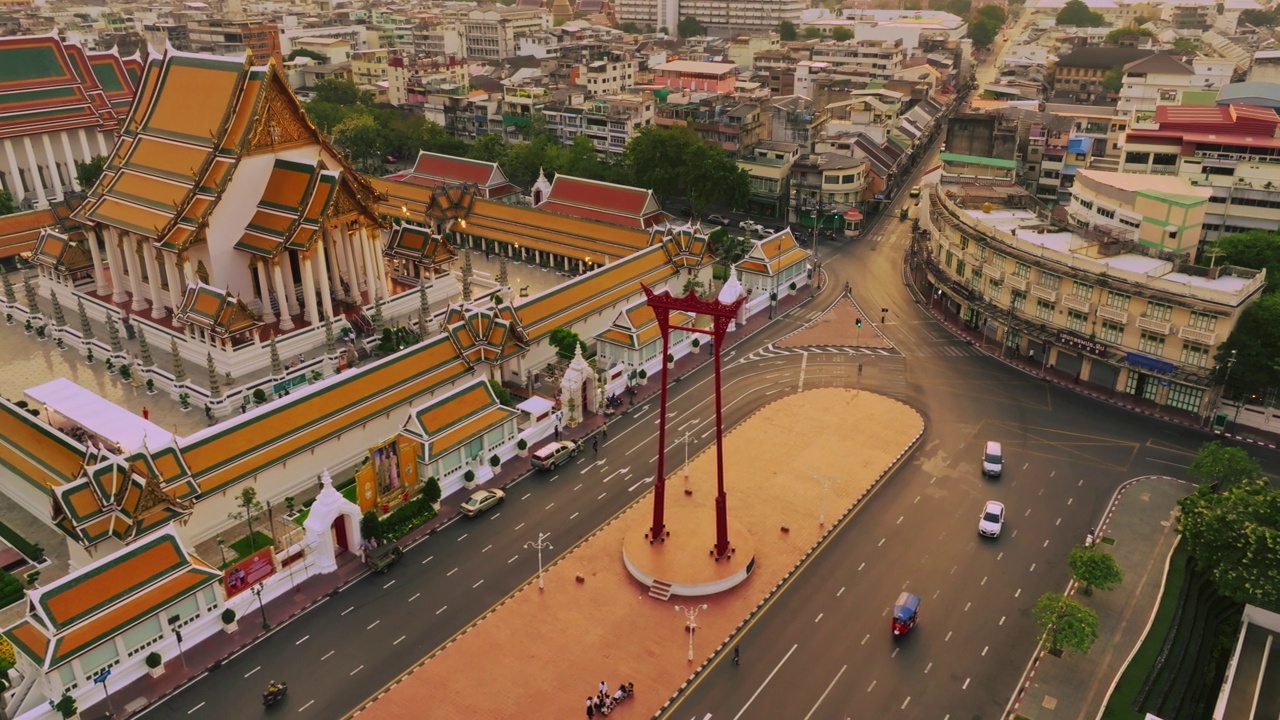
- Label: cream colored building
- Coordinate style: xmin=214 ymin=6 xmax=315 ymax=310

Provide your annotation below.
xmin=919 ymin=173 xmax=1264 ymax=419
xmin=454 ymin=7 xmax=551 ymax=60
xmin=351 ymin=48 xmax=390 ymax=102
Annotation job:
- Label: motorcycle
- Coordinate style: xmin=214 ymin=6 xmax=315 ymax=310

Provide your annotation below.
xmin=263 ymin=681 xmax=288 ymax=707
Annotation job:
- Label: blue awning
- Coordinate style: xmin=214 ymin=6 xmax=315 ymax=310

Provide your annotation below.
xmin=1062 ymin=165 xmax=1080 ymax=176
xmin=1068 ymin=136 xmax=1094 ymax=155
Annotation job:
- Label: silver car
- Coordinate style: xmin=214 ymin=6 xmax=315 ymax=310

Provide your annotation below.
xmin=978 ymin=500 xmax=1005 ymax=538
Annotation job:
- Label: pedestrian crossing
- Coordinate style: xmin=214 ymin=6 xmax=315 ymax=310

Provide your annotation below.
xmin=918 ymin=343 xmax=987 ymax=358
xmin=740 ymin=344 xmax=903 ymax=363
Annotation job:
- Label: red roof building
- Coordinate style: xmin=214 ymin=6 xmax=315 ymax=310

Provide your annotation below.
xmin=534 ymin=174 xmax=667 ymax=229
xmin=385 ymin=151 xmax=522 ymax=201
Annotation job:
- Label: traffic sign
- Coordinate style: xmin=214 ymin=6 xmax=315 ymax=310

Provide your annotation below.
xmin=93 ymin=668 xmax=111 ymax=685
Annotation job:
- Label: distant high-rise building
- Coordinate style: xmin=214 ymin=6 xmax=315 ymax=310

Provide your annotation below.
xmin=616 ymin=0 xmax=801 ymax=36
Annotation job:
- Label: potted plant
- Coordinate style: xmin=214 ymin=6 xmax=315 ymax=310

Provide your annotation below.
xmin=253 ymin=388 xmax=268 ymax=405
xmin=667 ymin=352 xmax=675 ymax=368
xmin=423 ymin=475 xmax=442 ymax=511
xmin=489 ymin=453 xmax=501 ymax=473
xmin=516 ymin=437 xmax=528 ymax=457
xmin=35 ymin=324 xmax=45 ymax=340
xmin=309 ymin=370 xmax=322 ymax=383
xmin=4 ymin=313 xmax=11 ymax=325
xmin=221 ymin=607 xmax=238 ymax=633
xmin=119 ymin=364 xmax=132 ymax=382
xmin=692 ymin=338 xmax=700 ymax=350
xmin=463 ymin=469 xmax=476 ymax=489
xmin=145 ymin=378 xmax=156 ymax=394
xmin=22 ymin=318 xmax=31 ymax=334
xmin=178 ymin=392 xmax=190 ymax=410
xmin=638 ymin=368 xmax=648 ymax=385
xmin=145 ymin=651 xmax=164 ymax=677
xmin=49 ymin=691 xmax=78 ymax=720
xmin=789 ymin=281 xmax=797 ymax=292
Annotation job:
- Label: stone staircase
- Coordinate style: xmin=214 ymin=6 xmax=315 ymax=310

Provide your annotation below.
xmin=648 ymin=578 xmax=672 ymax=601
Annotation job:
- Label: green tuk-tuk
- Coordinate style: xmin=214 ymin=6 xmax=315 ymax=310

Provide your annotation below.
xmin=364 ymin=542 xmax=404 ymax=573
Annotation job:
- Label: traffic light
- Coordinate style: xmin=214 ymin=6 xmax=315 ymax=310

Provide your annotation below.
xmin=856 ymin=317 xmax=862 ymax=328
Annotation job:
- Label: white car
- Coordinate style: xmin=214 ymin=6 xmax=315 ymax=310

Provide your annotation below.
xmin=978 ymin=500 xmax=1005 ymax=538
xmin=739 ymin=219 xmax=762 ymax=232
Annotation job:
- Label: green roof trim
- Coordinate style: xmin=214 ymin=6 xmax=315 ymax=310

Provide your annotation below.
xmin=1136 ymin=190 xmax=1207 ymax=208
xmin=0 ymin=45 xmax=69 ymax=85
xmin=940 ymin=152 xmax=1020 ymax=169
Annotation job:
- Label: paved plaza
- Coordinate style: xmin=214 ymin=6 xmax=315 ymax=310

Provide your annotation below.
xmin=357 ymin=388 xmax=924 ymax=719
xmin=777 ymin=292 xmax=894 ymax=350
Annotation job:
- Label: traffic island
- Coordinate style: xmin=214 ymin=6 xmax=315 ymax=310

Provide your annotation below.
xmin=355 ymin=388 xmax=923 ymax=720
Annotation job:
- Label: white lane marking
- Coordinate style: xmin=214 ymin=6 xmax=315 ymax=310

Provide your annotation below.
xmin=298 ymin=700 xmax=314 ymax=712
xmin=383 ymin=579 xmax=396 ymax=589
xmin=858 ymin=562 xmax=865 ymax=571
xmin=457 ymin=534 xmax=468 ymax=541
xmin=1030 ymin=563 xmax=1037 ymax=572
xmin=837 ymin=587 xmax=845 ymax=597
xmin=1044 ymin=540 xmax=1050 ymax=548
xmin=545 ymin=502 xmax=555 ymax=510
xmin=878 ymin=538 xmax=885 ymax=547
xmin=965 ymin=602 xmax=971 ymax=611
xmin=867 ymin=680 xmax=876 ymax=692
xmin=509 ymin=555 xmax=519 ymax=563
xmin=963 ymin=678 xmax=971 ymax=689
xmin=571 ymin=512 xmax=580 ymax=520
xmin=1015 ymin=588 xmax=1022 ymax=597
xmin=896 ymin=516 xmax=903 ymax=525
xmin=245 ymin=666 xmax=260 ymax=678
xmin=341 ymin=607 xmax=353 ymax=616
xmin=295 ymin=635 xmax=309 ymax=645
xmin=188 ymin=702 xmax=205 ymax=714
xmin=409 ymin=593 xmax=420 ymax=602
xmin=861 ymin=634 xmax=869 ymax=645
xmin=321 ymin=651 xmax=334 ymax=660
xmin=350 ymin=666 xmax=363 ymax=676
xmin=421 ymin=555 xmax=433 ymax=565
xmin=483 ymin=544 xmax=492 ymax=553
xmin=945 ymin=631 xmax=953 ymax=641
xmin=815 ymin=613 xmax=823 ymax=623
xmin=447 ymin=568 xmax=457 ymax=576
xmin=367 ymin=620 xmax=379 ymax=630
xmin=522 ymin=493 xmax=532 ymax=500
xmin=925 ymin=662 xmax=932 ymax=674
xmin=628 ymin=476 xmax=654 ymax=492
xmin=731 ymin=643 xmax=798 ymax=720
xmin=489 ymin=512 xmax=501 ymax=521
xmin=598 ymin=492 xmax=607 ymax=499
xmin=473 ymin=579 xmax=484 ymax=588
xmin=514 ymin=523 xmax=524 ymax=531
xmin=801 ymin=664 xmax=847 ymax=720
xmin=997 ymin=552 xmax=1003 ymax=561
xmin=1067 ymin=497 xmax=1074 ymax=505
xmin=436 ymin=606 xmax=447 ymax=615
xmin=394 ymin=635 xmax=405 ymax=645
xmin=982 ymin=646 xmax=989 ymax=656
xmin=1000 ymin=616 xmax=1006 ymax=625
xmin=902 ymin=697 xmax=911 ymax=710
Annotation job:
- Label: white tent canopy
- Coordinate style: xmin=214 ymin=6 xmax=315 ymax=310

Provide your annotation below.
xmin=25 ymin=378 xmax=174 ymax=453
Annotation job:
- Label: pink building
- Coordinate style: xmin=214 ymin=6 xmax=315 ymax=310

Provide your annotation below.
xmin=651 ymin=60 xmax=739 ymax=94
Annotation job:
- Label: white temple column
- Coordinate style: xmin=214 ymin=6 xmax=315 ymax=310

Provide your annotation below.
xmin=163 ymin=251 xmax=184 ymax=312
xmin=96 ymin=131 xmax=109 ymax=156
xmin=316 ymin=236 xmax=335 ymax=320
xmin=343 ymin=227 xmax=365 ymax=301
xmin=21 ymin=137 xmax=48 ymax=208
xmin=123 ymin=235 xmax=148 ymax=311
xmin=322 ymin=229 xmax=343 ymax=304
xmin=104 ymin=228 xmax=129 ymax=303
xmin=279 ymin=252 xmax=301 ymax=316
xmin=3 ymin=139 xmax=22 ymax=199
xmin=271 ymin=258 xmax=295 ymax=331
xmin=59 ymin=133 xmax=80 ymax=192
xmin=143 ymin=245 xmax=166 ymax=318
xmin=86 ymin=228 xmax=108 ymax=296
xmin=77 ymin=129 xmax=93 ymax=163
xmin=300 ymin=253 xmax=320 ymax=326
xmin=255 ymin=260 xmax=276 ymax=323
xmin=39 ymin=135 xmax=64 ymax=202
xmin=359 ymin=228 xmax=379 ymax=304
xmin=359 ymin=227 xmax=386 ymax=302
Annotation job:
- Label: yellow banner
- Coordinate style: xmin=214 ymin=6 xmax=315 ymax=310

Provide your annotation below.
xmin=356 ymin=461 xmax=378 ymax=514
xmin=397 ymin=436 xmax=420 ymax=488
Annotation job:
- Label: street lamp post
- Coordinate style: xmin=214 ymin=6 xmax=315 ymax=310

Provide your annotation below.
xmin=250 ymin=583 xmax=270 ymax=630
xmin=216 ymin=535 xmax=227 ymax=568
xmin=682 ymin=431 xmax=693 ymax=486
xmin=674 ymin=604 xmax=708 ymax=662
xmin=525 ymin=532 xmax=552 ymax=590
xmin=168 ymin=615 xmax=188 ymax=671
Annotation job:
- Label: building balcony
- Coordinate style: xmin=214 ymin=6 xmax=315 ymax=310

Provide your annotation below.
xmin=1061 ymin=295 xmax=1092 ymax=313
xmin=1136 ymin=315 xmax=1172 ymax=335
xmin=1005 ymin=275 xmax=1029 ymax=292
xmin=1097 ymin=306 xmax=1129 ymax=324
xmin=982 ymin=263 xmax=1005 ymax=281
xmin=1179 ymin=326 xmax=1216 ymax=345
xmin=1031 ymin=285 xmax=1059 ymax=303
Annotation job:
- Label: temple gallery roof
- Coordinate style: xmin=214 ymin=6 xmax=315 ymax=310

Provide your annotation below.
xmin=0 ymin=34 xmax=140 ymax=140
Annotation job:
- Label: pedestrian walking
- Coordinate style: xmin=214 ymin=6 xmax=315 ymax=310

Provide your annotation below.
xmin=593 ymin=437 xmax=599 ymax=455
xmin=555 ymin=424 xmax=561 ymax=441
xmin=599 ymin=680 xmax=608 ymax=696
xmin=733 ymin=645 xmax=740 ymax=665
xmin=602 ymin=425 xmax=607 ymax=440
xmin=586 ymin=697 xmax=594 ymax=719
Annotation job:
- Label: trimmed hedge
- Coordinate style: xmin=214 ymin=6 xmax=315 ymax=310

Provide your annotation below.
xmin=380 ymin=496 xmax=438 ymax=543
xmin=0 ymin=570 xmax=24 ymax=609
xmin=0 ymin=520 xmax=43 ymax=562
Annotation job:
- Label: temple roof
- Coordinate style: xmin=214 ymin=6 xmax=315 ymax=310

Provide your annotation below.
xmin=0 ymin=397 xmax=85 ymax=492
xmin=174 ymin=283 xmax=262 ymax=338
xmin=234 ymin=158 xmax=340 ymax=256
xmin=0 ymin=35 xmax=138 ymax=140
xmin=442 ymin=304 xmax=527 ymax=365
xmin=537 ymin=175 xmax=667 ymax=229
xmin=30 ymin=228 xmax=92 ymax=275
xmin=0 ymin=206 xmax=60 ymax=259
xmin=596 ymin=298 xmax=693 ymax=350
xmin=4 ymin=528 xmax=217 ymax=670
xmin=403 ymin=379 xmax=519 ymax=459
xmin=386 ymin=224 xmax=458 ymax=266
xmin=654 ymin=222 xmax=711 ymax=271
xmin=386 ymin=151 xmax=521 ymax=200
xmin=737 ymin=228 xmax=810 ymax=277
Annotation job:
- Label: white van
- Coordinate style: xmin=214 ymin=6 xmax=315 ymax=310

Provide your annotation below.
xmin=531 ymin=440 xmax=580 ymax=470
xmin=982 ymin=441 xmax=1003 ymax=478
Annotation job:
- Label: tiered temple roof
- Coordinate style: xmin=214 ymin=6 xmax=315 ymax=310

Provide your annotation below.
xmin=537 ymin=174 xmax=668 ymax=229
xmin=738 ymin=229 xmax=810 ymax=277
xmin=0 ymin=35 xmax=140 ymax=140
xmin=385 ymin=151 xmax=521 ymax=201
xmin=402 ymin=379 xmax=519 ymax=460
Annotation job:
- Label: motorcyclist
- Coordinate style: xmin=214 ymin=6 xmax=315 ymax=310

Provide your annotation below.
xmin=265 ymin=681 xmax=284 ymax=699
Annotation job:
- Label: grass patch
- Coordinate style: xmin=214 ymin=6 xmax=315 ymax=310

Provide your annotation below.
xmin=293 ymin=484 xmax=359 ymax=526
xmin=0 ymin=520 xmax=43 ymax=562
xmin=227 ymin=531 xmax=274 ymax=561
xmin=1101 ymin=541 xmax=1190 ymax=720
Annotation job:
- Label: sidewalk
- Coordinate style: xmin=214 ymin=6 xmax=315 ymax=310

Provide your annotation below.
xmin=1008 ymin=476 xmax=1194 ymax=720
xmin=73 ymin=280 xmax=822 ymax=719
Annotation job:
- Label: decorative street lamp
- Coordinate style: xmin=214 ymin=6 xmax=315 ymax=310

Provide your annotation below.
xmin=250 ymin=583 xmax=270 ymax=630
xmin=216 ymin=535 xmax=227 ymax=568
xmin=675 ymin=604 xmax=708 ymax=662
xmin=168 ymin=615 xmax=188 ymax=671
xmin=682 ymin=431 xmax=693 ymax=487
xmin=525 ymin=532 xmax=553 ymax=590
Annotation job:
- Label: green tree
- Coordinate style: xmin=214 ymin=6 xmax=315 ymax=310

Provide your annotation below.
xmin=286 ymin=48 xmax=328 ymax=63
xmin=1215 ymin=293 xmax=1280 ymax=397
xmin=423 ymin=475 xmax=442 ymax=506
xmin=1172 ymin=37 xmax=1199 ymax=52
xmin=557 ymin=134 xmax=606 ymax=180
xmin=0 ymin=190 xmax=16 ymax=216
xmin=1032 ymin=592 xmax=1100 ymax=655
xmin=1056 ymin=0 xmax=1107 ymax=26
xmin=360 ymin=510 xmax=382 ymax=542
xmin=314 ymin=77 xmax=372 ymax=106
xmin=548 ymin=327 xmax=586 ymax=360
xmin=75 ymin=155 xmax=107 ymax=190
xmin=1239 ymin=8 xmax=1280 ymax=27
xmin=779 ymin=20 xmax=798 ymax=41
xmin=1211 ymin=230 xmax=1280 ymax=291
xmin=50 ymin=691 xmax=78 ymax=719
xmin=708 ymin=227 xmax=752 ymax=268
xmin=421 ymin=120 xmax=469 ymax=157
xmin=623 ymin=126 xmax=749 ymax=214
xmin=1101 ymin=66 xmax=1125 ymax=94
xmin=227 ymin=487 xmax=265 ymax=554
xmin=832 ymin=26 xmax=853 ymax=42
xmin=968 ymin=17 xmax=1001 ymax=48
xmin=975 ymin=4 xmax=1007 ymax=24
xmin=1068 ymin=545 xmax=1124 ymax=595
xmin=330 ymin=110 xmax=383 ymax=170
xmin=488 ymin=378 xmax=515 ymax=407
xmin=619 ymin=21 xmax=642 ymax=33
xmin=1188 ymin=440 xmax=1263 ymax=492
xmin=468 ymin=133 xmax=509 ymax=164
xmin=677 ymin=16 xmax=705 ymax=37
xmin=1178 ymin=477 xmax=1280 ymax=608
xmin=803 ymin=26 xmax=822 ymax=39
xmin=1104 ymin=25 xmax=1155 ymax=44
xmin=686 ymin=142 xmax=750 ymax=216
xmin=504 ymin=134 xmax=561 ymax=189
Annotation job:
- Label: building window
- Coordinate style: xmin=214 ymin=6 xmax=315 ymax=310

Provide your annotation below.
xmin=1011 ymin=290 xmax=1027 ymax=312
xmin=959 ymin=236 xmax=969 ymax=251
xmin=956 ymin=260 xmax=967 ymax=278
xmin=1180 ymin=342 xmax=1209 ymax=367
xmin=1138 ymin=332 xmax=1165 ymax=356
xmin=988 ymin=278 xmax=1003 ymax=300
xmin=1099 ymin=321 xmax=1124 ymax=344
xmin=1078 ymin=198 xmax=1094 ymax=210
xmin=1187 ymin=312 xmax=1217 ymax=332
xmin=1105 ymin=291 xmax=1131 ymax=311
xmin=1040 ymin=272 xmax=1061 ymax=291
xmin=970 ymin=266 xmax=983 ymax=287
xmin=123 ymin=616 xmax=164 ymax=657
xmin=1071 ymin=281 xmax=1093 ymax=300
xmin=1036 ymin=299 xmax=1055 ymax=321
xmin=1013 ymin=261 xmax=1031 ymax=279
xmin=1166 ymin=383 xmax=1204 ymax=413
xmin=992 ymin=254 xmax=1007 ymax=269
xmin=1146 ymin=301 xmax=1172 ymax=322
xmin=1067 ymin=310 xmax=1088 ymax=332
xmin=1097 ymin=207 xmax=1115 ymax=219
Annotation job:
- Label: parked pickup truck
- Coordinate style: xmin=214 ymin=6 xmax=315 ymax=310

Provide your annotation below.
xmin=531 ymin=440 xmax=582 ymax=470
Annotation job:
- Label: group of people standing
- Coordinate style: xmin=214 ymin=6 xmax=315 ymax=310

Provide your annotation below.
xmin=585 ymin=680 xmax=633 ymax=717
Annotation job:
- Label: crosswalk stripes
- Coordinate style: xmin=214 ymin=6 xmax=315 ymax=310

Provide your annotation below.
xmin=740 ymin=344 xmax=904 ymax=363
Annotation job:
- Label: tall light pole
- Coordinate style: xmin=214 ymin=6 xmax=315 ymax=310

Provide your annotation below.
xmin=525 ymin=532 xmax=552 ymax=590
xmin=682 ymin=431 xmax=693 ymax=486
xmin=674 ymin=604 xmax=708 ymax=662
xmin=251 ymin=583 xmax=270 ymax=630
xmin=168 ymin=615 xmax=188 ymax=671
